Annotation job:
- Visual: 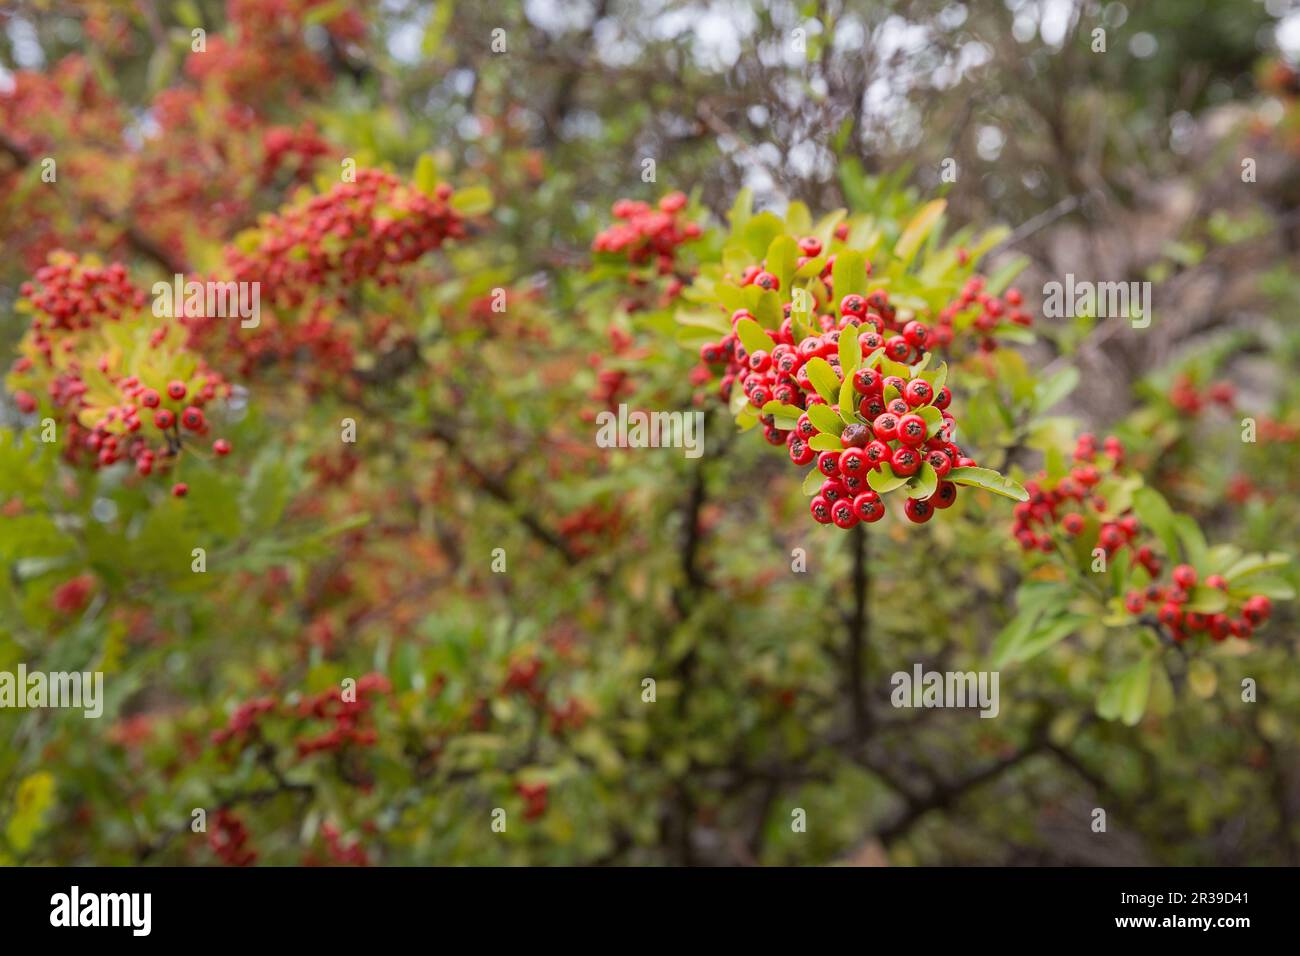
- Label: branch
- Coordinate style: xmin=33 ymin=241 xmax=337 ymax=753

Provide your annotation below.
xmin=428 ymin=422 xmax=580 ymax=566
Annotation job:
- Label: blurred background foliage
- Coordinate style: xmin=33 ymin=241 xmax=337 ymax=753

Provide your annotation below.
xmin=1 ymin=0 xmax=1298 ymax=865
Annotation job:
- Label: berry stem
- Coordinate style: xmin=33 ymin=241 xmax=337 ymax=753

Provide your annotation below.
xmin=847 ymin=522 xmax=871 ymax=741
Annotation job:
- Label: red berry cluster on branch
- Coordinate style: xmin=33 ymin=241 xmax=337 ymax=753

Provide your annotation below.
xmin=294 ymin=673 xmax=392 ymax=758
xmin=696 ymin=257 xmax=977 ymax=526
xmin=209 ymin=809 xmax=257 ymax=867
xmin=223 ymin=169 xmax=466 ymax=309
xmin=591 ymin=191 xmax=702 ymax=275
xmin=936 ymin=277 xmax=1033 ymax=352
xmin=8 ymin=252 xmax=235 ymax=484
xmin=1012 ymin=433 xmax=1136 ymax=556
xmin=1125 ymin=568 xmax=1273 ymax=642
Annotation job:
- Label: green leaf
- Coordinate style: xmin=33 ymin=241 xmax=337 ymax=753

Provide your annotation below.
xmin=765 ymin=235 xmax=799 ymax=295
xmin=806 ymin=403 xmax=843 ymax=436
xmin=1005 ymin=613 xmax=1089 ymax=666
xmin=727 ymin=188 xmax=754 ymax=232
xmin=1034 ymin=367 xmax=1079 ymax=412
xmin=1173 ymin=515 xmax=1208 ymax=570
xmin=990 ymin=582 xmax=1071 ymax=667
xmin=801 ymin=468 xmax=823 ymax=496
xmin=805 ymin=358 xmax=842 ymax=404
xmin=1223 ymin=551 xmax=1290 ymax=583
xmin=918 ymin=405 xmax=943 ymax=438
xmin=917 ymin=360 xmax=948 ymax=394
xmin=676 ymin=308 xmax=730 ymax=334
xmin=1132 ymin=487 xmax=1179 ymax=562
xmin=1184 ymin=586 xmax=1228 ymax=614
xmin=894 ymin=199 xmax=946 ymax=267
xmin=414 ymin=153 xmax=438 ymax=195
xmin=743 ymin=212 xmax=785 ymax=259
xmin=450 ymin=185 xmax=493 ymax=216
xmin=761 ymin=401 xmax=803 ymax=430
xmin=809 ymin=434 xmax=842 ymax=451
xmin=735 ymin=318 xmax=776 ymax=357
xmin=1231 ymin=577 xmax=1295 ymax=601
xmin=984 ymin=254 xmax=1030 ymax=296
xmin=1119 ymin=656 xmax=1153 ymax=726
xmin=832 ymin=249 xmax=866 ymax=299
xmin=948 ymin=466 xmax=1029 ymax=501
xmin=867 ymin=466 xmax=909 ymax=494
xmin=838 ymin=328 xmax=861 ymax=376
xmin=909 ymin=462 xmax=938 ymax=501
xmin=838 ymin=374 xmax=859 ymax=424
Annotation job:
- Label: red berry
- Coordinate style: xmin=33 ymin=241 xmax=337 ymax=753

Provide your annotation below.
xmin=840 ymin=423 xmax=870 ymax=447
xmin=1205 ymin=574 xmax=1227 ymax=591
xmin=890 ymin=445 xmax=920 ymax=477
xmin=140 ymin=388 xmax=161 ymax=408
xmin=872 ymin=414 xmax=899 ymax=442
xmin=1243 ymin=594 xmax=1272 ymax=625
xmin=213 ymin=439 xmax=231 ymax=456
xmin=817 ymin=450 xmax=841 ymax=478
xmin=172 ymin=482 xmax=188 ymax=498
xmin=167 ymin=380 xmax=187 ymax=401
xmin=896 ymin=414 xmax=927 ymax=446
xmin=789 ymin=436 xmax=815 ymax=466
xmin=1172 ymin=564 xmax=1197 ymax=590
xmin=853 ymin=367 xmax=881 ymax=395
xmin=840 ymin=447 xmax=867 ymax=475
xmin=1157 ymin=603 xmax=1182 ymax=628
xmin=932 ymin=481 xmax=957 ymax=509
xmin=852 ymin=491 xmax=884 ymax=523
xmin=810 ymin=495 xmax=832 ymax=524
xmin=863 ymin=440 xmax=890 ymax=469
xmin=1061 ymin=513 xmax=1084 ymax=536
xmin=926 ymin=448 xmax=952 ymax=478
xmin=831 ymin=499 xmax=859 ymax=529
xmin=902 ymin=320 xmax=929 ymax=350
xmin=858 ymin=395 xmax=886 ymax=421
xmin=884 ymin=336 xmax=910 ymax=362
xmin=154 ymin=409 xmax=175 ymax=429
xmin=933 ymin=386 xmax=951 ymax=410
xmin=904 ymin=497 xmax=933 ymax=523
xmin=1124 ymin=591 xmax=1145 ymax=614
xmin=903 ymin=379 xmax=932 ymax=406
xmin=840 ymin=294 xmax=866 ymax=317
xmin=181 ymin=406 xmax=205 ymax=431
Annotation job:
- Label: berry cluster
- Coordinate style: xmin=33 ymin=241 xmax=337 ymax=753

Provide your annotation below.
xmin=696 ymin=263 xmax=978 ymax=526
xmin=8 ymin=253 xmax=235 ymax=492
xmin=209 ymin=809 xmax=257 ymax=867
xmin=223 ymin=169 xmax=466 ymax=310
xmin=1169 ymin=374 xmax=1237 ymax=416
xmin=1012 ymin=433 xmax=1138 ymax=556
xmin=935 ymin=276 xmax=1033 ymax=352
xmin=1124 ymin=567 xmax=1273 ymax=642
xmin=306 ymin=822 xmax=370 ymax=867
xmin=516 ymin=781 xmax=550 ymax=821
xmin=293 ymin=673 xmax=391 ymax=758
xmin=591 ymin=192 xmax=702 ymax=276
